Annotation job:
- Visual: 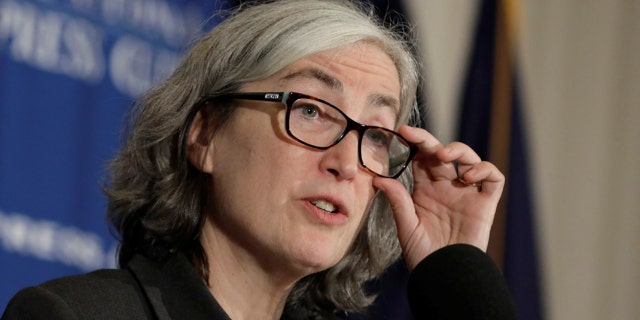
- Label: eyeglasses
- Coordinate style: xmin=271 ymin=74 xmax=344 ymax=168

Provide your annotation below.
xmin=194 ymin=92 xmax=417 ymax=179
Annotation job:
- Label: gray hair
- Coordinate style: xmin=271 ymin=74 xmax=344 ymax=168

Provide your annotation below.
xmin=105 ymin=0 xmax=420 ymax=317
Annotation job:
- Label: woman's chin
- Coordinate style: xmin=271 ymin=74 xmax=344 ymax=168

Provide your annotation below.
xmin=287 ymin=243 xmax=345 ymax=275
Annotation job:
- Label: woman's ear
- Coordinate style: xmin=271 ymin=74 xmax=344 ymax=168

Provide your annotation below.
xmin=187 ymin=103 xmax=216 ymax=174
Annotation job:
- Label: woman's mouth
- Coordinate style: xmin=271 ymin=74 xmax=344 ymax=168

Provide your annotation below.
xmin=311 ymin=199 xmax=337 ymax=213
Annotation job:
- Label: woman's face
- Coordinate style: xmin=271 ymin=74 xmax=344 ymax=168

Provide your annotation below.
xmin=200 ymin=43 xmax=401 ymax=276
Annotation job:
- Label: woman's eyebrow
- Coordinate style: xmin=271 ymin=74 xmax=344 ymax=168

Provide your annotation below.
xmin=281 ymin=67 xmax=400 ymax=115
xmin=280 ymin=67 xmax=343 ymax=91
xmin=369 ymin=94 xmax=400 ymax=117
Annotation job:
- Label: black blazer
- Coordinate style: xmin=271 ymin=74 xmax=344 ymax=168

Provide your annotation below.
xmin=2 ymin=244 xmax=516 ymax=319
xmin=2 ymin=253 xmax=230 ymax=320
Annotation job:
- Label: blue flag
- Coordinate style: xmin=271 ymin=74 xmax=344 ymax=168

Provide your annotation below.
xmin=458 ymin=0 xmax=544 ymax=319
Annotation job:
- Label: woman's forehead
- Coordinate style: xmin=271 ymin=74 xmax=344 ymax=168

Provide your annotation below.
xmin=276 ymin=44 xmax=400 ymax=94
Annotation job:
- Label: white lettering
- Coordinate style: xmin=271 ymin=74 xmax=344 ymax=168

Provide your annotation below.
xmin=101 ymin=0 xmax=127 ymax=24
xmin=59 ymin=17 xmax=105 ymax=82
xmin=0 ymin=1 xmax=192 ymax=97
xmin=68 ymin=0 xmax=97 ymax=12
xmin=34 ymin=10 xmax=65 ymax=71
xmin=109 ymin=35 xmax=154 ymax=97
xmin=55 ymin=227 xmax=105 ymax=271
xmin=0 ymin=2 xmax=105 ymax=83
xmin=5 ymin=2 xmax=38 ymax=62
xmin=101 ymin=0 xmax=197 ymax=46
xmin=106 ymin=242 xmax=118 ymax=268
xmin=26 ymin=220 xmax=57 ymax=261
xmin=0 ymin=213 xmax=29 ymax=252
xmin=109 ymin=35 xmax=179 ymax=97
xmin=0 ymin=210 xmax=116 ymax=271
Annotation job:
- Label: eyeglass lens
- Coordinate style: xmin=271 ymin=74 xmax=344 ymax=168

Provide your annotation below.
xmin=287 ymin=97 xmax=412 ymax=177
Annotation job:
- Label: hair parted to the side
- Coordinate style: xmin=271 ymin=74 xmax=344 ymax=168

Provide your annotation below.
xmin=104 ymin=0 xmax=421 ymax=317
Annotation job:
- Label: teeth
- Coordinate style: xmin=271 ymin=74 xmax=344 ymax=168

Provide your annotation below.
xmin=311 ymin=200 xmax=337 ymax=213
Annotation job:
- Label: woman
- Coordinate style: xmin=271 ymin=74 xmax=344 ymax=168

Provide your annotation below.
xmin=2 ymin=0 xmax=514 ymax=319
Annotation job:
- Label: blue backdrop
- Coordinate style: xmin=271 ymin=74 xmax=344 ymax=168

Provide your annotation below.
xmin=0 ymin=0 xmax=229 ymax=310
xmin=3 ymin=1 xmax=540 ymax=319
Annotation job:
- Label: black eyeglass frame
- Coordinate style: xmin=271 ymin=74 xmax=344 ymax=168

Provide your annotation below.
xmin=188 ymin=91 xmax=417 ymax=179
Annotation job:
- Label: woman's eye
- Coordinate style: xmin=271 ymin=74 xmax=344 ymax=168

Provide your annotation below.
xmin=300 ymin=105 xmax=319 ymax=118
xmin=365 ymin=129 xmax=391 ymax=147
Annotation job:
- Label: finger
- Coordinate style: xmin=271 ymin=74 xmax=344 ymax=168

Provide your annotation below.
xmin=397 ymin=126 xmax=457 ymax=181
xmin=435 ymin=142 xmax=486 ymax=190
xmin=436 ymin=142 xmax=482 ymax=165
xmin=372 ymin=176 xmax=418 ymax=238
xmin=459 ymin=161 xmax=505 ymax=195
xmin=397 ymin=125 xmax=442 ymax=154
xmin=374 ymin=176 xmax=442 ymax=270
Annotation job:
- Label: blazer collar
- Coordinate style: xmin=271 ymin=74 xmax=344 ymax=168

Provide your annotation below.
xmin=127 ymin=253 xmax=231 ymax=320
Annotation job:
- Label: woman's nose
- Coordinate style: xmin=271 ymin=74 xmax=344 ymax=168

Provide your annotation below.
xmin=318 ymin=132 xmax=360 ymax=180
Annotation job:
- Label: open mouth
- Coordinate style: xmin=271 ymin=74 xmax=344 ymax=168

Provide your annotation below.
xmin=310 ymin=199 xmax=337 ymax=214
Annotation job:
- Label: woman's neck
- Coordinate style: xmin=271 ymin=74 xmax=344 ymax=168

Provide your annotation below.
xmin=199 ymin=219 xmax=302 ymax=320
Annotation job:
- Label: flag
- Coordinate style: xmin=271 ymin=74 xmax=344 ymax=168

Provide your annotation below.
xmin=457 ymin=0 xmax=544 ymax=319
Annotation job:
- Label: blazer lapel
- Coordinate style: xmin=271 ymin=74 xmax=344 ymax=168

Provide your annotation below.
xmin=127 ymin=253 xmax=231 ymax=320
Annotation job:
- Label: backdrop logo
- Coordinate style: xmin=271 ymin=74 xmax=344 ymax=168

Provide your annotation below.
xmin=0 ymin=0 xmax=207 ymax=97
xmin=0 ymin=210 xmax=117 ymax=271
